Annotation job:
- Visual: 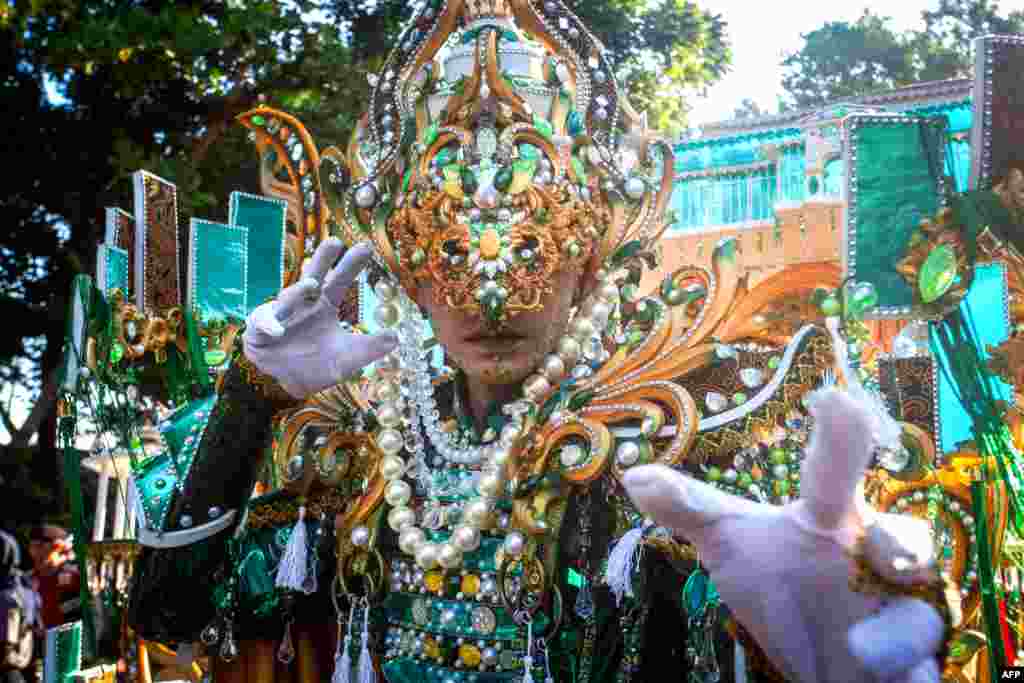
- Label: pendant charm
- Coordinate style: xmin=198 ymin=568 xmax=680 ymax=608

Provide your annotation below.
xmin=574 ymin=581 xmax=594 ymax=620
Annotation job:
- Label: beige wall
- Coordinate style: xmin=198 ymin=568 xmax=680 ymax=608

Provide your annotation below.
xmin=642 ymin=200 xmax=844 ymax=293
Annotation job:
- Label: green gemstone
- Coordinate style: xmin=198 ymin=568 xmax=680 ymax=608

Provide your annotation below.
xmin=820 ymin=295 xmax=841 ymax=317
xmin=154 ymin=478 xmax=167 ymax=490
xmin=571 ymin=156 xmax=586 ymax=183
xmin=519 ymin=144 xmax=540 ymax=160
xmin=918 ymin=244 xmax=958 ymax=303
xmin=251 ymin=114 xmax=266 ymax=127
xmin=732 ymin=392 xmax=748 ymax=405
xmin=774 ymin=480 xmax=791 ymax=496
xmin=435 ymin=147 xmax=454 ymax=167
xmin=737 ymin=472 xmax=753 ymax=489
xmin=423 ymin=123 xmax=439 ymax=147
xmin=204 ymin=349 xmax=227 ymax=367
xmin=461 ymin=167 xmax=479 ymax=195
xmin=494 ymin=166 xmax=513 ymax=192
xmin=769 ymin=448 xmax=787 ymax=465
xmin=706 ymin=466 xmax=722 ymax=482
xmin=411 ymin=249 xmax=426 ymax=267
xmin=847 ymin=281 xmax=878 ymax=315
xmin=533 ymin=115 xmax=554 ymax=140
xmin=110 ymin=343 xmax=125 ymax=364
xmin=808 ymin=176 xmax=820 ymax=195
xmin=767 ymin=356 xmax=780 ymax=369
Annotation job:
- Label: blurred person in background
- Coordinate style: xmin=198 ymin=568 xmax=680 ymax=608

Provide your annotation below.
xmin=26 ymin=526 xmax=79 ymax=630
xmin=1 ymin=531 xmax=40 ymax=683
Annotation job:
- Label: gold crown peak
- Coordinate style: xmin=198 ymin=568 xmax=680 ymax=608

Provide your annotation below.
xmin=463 ymin=0 xmax=513 ymax=21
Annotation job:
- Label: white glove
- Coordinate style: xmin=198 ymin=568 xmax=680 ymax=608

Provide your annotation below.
xmin=623 ymin=388 xmax=945 ymax=683
xmin=243 ymin=239 xmax=398 ymax=399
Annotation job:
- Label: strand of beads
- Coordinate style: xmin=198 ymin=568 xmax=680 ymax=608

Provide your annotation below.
xmin=367 ymin=271 xmax=623 ymax=571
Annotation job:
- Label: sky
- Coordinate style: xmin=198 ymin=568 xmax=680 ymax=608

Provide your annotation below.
xmin=685 ymin=0 xmax=943 ymax=127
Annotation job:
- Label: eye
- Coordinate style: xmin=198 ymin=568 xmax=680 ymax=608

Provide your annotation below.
xmin=516 ymin=236 xmax=540 ymax=263
xmin=442 ymin=239 xmax=468 ymax=267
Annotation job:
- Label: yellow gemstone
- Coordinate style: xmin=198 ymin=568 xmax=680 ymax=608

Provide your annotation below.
xmin=459 ymin=644 xmax=482 ymax=668
xmin=424 ymin=636 xmax=441 ymax=660
xmin=460 ymin=573 xmax=481 ymax=596
xmin=425 ymin=571 xmax=445 ymax=593
xmin=479 ymin=229 xmax=501 ymax=260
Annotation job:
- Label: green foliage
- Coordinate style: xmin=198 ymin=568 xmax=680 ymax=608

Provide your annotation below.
xmin=781 ymin=1 xmax=1024 ymax=109
xmin=0 ymin=0 xmax=730 ymax=521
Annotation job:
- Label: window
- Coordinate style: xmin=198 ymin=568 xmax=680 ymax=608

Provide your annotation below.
xmin=670 ymin=166 xmax=777 ymax=233
xmin=779 ymin=145 xmax=806 ymax=203
xmin=823 ymin=157 xmax=844 ymax=198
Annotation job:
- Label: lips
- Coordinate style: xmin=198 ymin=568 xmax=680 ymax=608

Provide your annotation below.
xmin=463 ymin=331 xmax=527 ymax=350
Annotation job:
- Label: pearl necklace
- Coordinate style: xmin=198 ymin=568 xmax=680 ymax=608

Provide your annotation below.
xmin=357 ymin=273 xmax=621 ymax=571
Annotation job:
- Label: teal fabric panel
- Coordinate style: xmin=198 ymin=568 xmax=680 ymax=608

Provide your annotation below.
xmin=946 ymin=136 xmax=971 ymax=193
xmin=229 ymin=192 xmax=286 ymax=312
xmin=98 ymin=244 xmax=129 ymax=299
xmin=935 ymin=263 xmax=1012 ymax=453
xmin=851 ymin=122 xmax=941 ymax=310
xmin=189 ymin=219 xmax=248 ymax=324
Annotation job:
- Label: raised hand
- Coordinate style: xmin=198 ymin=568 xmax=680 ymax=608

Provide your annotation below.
xmin=623 ymin=388 xmax=945 ymax=683
xmin=243 ymin=239 xmax=398 ymax=399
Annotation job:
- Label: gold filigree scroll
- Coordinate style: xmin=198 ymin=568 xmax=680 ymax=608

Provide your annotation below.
xmin=134 ymin=171 xmax=181 ymax=313
xmin=271 ymin=382 xmax=384 ymax=540
xmin=237 ymin=108 xmax=330 ymax=288
xmin=518 ymin=239 xmax=842 ymax=494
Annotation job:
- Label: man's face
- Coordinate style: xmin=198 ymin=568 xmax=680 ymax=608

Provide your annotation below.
xmin=415 ymin=268 xmax=583 ymax=386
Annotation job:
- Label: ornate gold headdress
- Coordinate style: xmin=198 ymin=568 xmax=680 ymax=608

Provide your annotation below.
xmin=247 ymin=0 xmax=677 ymax=323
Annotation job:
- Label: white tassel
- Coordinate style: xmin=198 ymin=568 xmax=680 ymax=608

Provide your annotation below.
xmin=358 ymin=603 xmax=376 ymax=683
xmin=332 ymin=603 xmax=356 ymax=683
xmin=521 ymin=620 xmax=535 ymax=683
xmin=543 ymin=641 xmax=554 ymax=683
xmin=275 ymin=506 xmax=309 ymax=592
xmin=604 ymin=524 xmax=646 ymax=606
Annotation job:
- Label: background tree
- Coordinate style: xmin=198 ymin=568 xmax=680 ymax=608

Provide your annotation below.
xmin=781 ymin=1 xmax=1024 ymax=109
xmin=733 ymin=98 xmax=764 ymax=120
xmin=0 ymin=0 xmax=729 ymax=522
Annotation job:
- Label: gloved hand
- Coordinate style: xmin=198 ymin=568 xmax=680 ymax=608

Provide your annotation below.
xmin=623 ymin=388 xmax=945 ymax=683
xmin=243 ymin=238 xmax=398 ymax=399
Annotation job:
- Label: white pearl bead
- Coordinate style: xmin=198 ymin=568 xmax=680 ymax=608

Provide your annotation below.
xmin=590 ymin=302 xmax=611 ymax=328
xmin=375 ymin=302 xmax=401 ymax=328
xmin=377 ymin=428 xmax=405 ymax=455
xmin=570 ymin=317 xmax=596 ymax=341
xmin=499 ymin=424 xmax=521 ymax=448
xmin=452 ymin=525 xmax=481 ymax=552
xmin=478 ymin=471 xmax=504 ymax=498
xmin=464 ymin=499 xmax=493 ymax=526
xmin=438 ymin=543 xmax=463 ymax=569
xmin=381 ymin=455 xmax=406 ymax=480
xmin=399 ymin=527 xmax=425 ymax=554
xmin=542 ymin=354 xmax=566 ymax=382
xmin=415 ymin=543 xmax=441 ymax=570
xmin=491 ymin=446 xmax=512 ymax=468
xmin=376 ymin=382 xmax=399 ymax=403
xmin=374 ymin=280 xmax=397 ymax=302
xmin=351 ymin=525 xmax=371 ymax=547
xmin=523 ymin=374 xmax=551 ymax=401
xmin=377 ymin=404 xmax=402 ymax=428
xmin=388 ymin=506 xmax=415 ymax=532
xmin=557 ymin=337 xmax=581 ymax=364
xmin=503 ymin=531 xmax=525 ymax=557
xmin=385 ymin=480 xmax=412 ymax=507
xmin=597 ymin=282 xmax=619 ymax=302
